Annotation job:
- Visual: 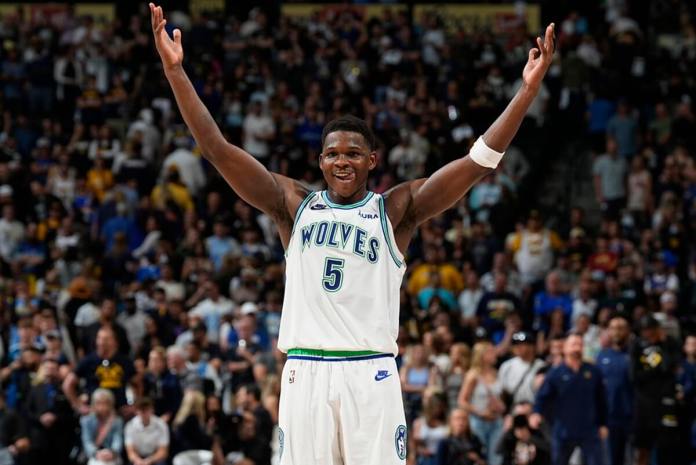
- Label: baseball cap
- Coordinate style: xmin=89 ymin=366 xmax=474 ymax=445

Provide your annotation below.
xmin=192 ymin=322 xmax=207 ymax=333
xmin=512 ymin=331 xmax=535 ymax=345
xmin=639 ymin=314 xmax=660 ymax=330
xmin=660 ymin=291 xmax=676 ymax=305
xmin=240 ymin=302 xmax=258 ymax=315
xmin=44 ymin=329 xmax=62 ymax=340
xmin=25 ymin=342 xmax=45 ymax=354
xmin=0 ymin=185 xmax=13 ymax=197
xmin=474 ymin=327 xmax=488 ymax=340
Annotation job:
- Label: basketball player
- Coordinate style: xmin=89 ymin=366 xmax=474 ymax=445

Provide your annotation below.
xmin=149 ymin=4 xmax=555 ymax=464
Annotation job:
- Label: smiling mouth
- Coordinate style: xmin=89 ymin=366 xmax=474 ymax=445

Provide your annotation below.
xmin=334 ymin=172 xmax=354 ymax=181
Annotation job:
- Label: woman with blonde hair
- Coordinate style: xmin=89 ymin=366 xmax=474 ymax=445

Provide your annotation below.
xmin=172 ymin=389 xmax=214 ymax=465
xmin=80 ymin=388 xmax=123 ymax=465
xmin=458 ymin=341 xmax=505 ymax=465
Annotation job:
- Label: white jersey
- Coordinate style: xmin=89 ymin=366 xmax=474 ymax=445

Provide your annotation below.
xmin=278 ymin=190 xmax=406 ymax=355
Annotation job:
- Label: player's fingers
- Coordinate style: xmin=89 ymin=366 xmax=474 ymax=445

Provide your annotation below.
xmin=529 ymin=48 xmax=539 ymax=61
xmin=173 ymin=29 xmax=182 ymax=46
xmin=536 ymin=37 xmax=545 ymax=56
xmin=545 ymin=23 xmax=555 ymax=54
xmin=149 ymin=3 xmax=156 ymax=29
xmin=155 ymin=19 xmax=167 ymax=35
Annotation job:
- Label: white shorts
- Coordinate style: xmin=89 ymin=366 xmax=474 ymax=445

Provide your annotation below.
xmin=278 ymin=350 xmax=407 ymax=465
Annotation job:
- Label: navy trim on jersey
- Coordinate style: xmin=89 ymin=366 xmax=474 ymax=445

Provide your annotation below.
xmin=321 ymin=190 xmax=374 ymax=209
xmin=378 ymin=196 xmax=404 ymax=268
xmin=285 ymin=191 xmax=316 ymax=256
xmin=287 ymin=353 xmax=393 ymax=362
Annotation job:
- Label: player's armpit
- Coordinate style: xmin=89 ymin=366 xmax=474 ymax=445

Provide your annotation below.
xmin=384 ymin=157 xmax=491 ymax=249
xmin=194 ymin=138 xmax=308 ymax=247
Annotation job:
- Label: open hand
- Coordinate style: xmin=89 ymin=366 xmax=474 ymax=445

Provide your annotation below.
xmin=522 ymin=23 xmax=555 ymax=91
xmin=149 ymin=3 xmax=183 ymax=70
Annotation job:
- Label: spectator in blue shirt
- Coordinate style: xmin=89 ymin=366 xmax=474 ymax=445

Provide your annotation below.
xmin=476 ymin=272 xmax=521 ymax=345
xmin=418 ymin=271 xmax=458 ymax=312
xmin=596 ymin=314 xmax=633 ymax=465
xmin=533 ymin=272 xmax=572 ymax=334
xmin=530 ymin=332 xmax=608 ymax=465
xmin=606 ymin=101 xmax=639 ymax=158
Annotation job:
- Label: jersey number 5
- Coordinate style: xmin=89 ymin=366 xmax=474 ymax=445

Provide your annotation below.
xmin=322 ymin=257 xmax=344 ymax=292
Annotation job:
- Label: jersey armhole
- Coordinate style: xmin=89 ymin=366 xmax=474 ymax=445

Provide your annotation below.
xmin=285 ymin=191 xmax=316 ymax=257
xmin=378 ymin=195 xmax=404 ymax=268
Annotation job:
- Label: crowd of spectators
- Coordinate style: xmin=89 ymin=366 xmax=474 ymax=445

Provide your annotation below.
xmin=0 ymin=1 xmax=696 ymax=465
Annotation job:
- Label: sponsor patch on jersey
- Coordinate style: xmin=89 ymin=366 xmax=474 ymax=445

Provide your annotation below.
xmin=358 ymin=210 xmax=379 ymax=219
xmin=375 ymin=370 xmax=391 ymax=381
xmin=310 ymin=204 xmax=329 ymax=210
xmin=395 ymin=425 xmax=407 ymax=460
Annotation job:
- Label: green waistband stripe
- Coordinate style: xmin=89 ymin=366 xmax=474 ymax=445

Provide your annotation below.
xmin=287 ymin=348 xmax=382 ymax=357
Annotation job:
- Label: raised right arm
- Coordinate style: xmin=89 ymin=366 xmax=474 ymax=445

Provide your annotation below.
xmin=149 ymin=4 xmax=306 ymax=244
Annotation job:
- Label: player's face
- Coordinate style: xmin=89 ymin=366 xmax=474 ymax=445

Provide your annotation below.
xmin=320 ymin=131 xmax=376 ymax=202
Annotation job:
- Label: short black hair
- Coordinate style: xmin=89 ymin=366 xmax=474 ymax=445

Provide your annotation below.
xmin=321 ymin=115 xmax=377 ymax=151
xmin=243 ymin=383 xmax=262 ymax=402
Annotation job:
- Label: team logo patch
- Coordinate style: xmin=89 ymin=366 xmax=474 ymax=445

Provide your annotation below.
xmin=279 ymin=427 xmax=284 ymax=460
xmin=395 ymin=425 xmax=407 ymax=460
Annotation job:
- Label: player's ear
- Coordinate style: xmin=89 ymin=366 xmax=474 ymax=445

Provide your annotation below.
xmin=368 ymin=151 xmax=377 ymax=171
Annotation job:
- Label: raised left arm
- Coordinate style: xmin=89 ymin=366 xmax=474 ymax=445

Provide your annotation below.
xmin=387 ymin=24 xmax=555 ymax=251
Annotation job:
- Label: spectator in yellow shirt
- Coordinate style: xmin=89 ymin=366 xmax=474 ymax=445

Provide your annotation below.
xmin=151 ymin=166 xmax=194 ymax=213
xmin=506 ymin=211 xmax=562 ymax=286
xmin=408 ymin=246 xmax=465 ymax=296
xmin=86 ymin=156 xmax=114 ymax=202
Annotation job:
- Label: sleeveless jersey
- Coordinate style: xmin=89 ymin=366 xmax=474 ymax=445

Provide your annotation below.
xmin=278 ymin=191 xmax=406 ymax=355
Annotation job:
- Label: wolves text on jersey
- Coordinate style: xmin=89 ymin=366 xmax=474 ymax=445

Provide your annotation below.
xmin=300 ymin=220 xmax=380 ymax=263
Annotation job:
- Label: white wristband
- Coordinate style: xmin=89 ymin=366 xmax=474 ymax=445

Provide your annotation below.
xmin=469 ymin=136 xmax=504 ymax=169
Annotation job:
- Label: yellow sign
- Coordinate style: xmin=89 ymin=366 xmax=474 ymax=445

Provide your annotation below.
xmin=282 ymin=3 xmax=408 ymax=21
xmin=75 ymin=4 xmax=115 ymax=22
xmin=0 ymin=4 xmax=115 ymax=23
xmin=190 ymin=0 xmax=225 ymax=16
xmin=413 ymin=4 xmax=541 ymax=34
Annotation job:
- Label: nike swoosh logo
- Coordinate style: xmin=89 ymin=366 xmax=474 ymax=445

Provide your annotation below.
xmin=310 ymin=204 xmax=329 ymax=210
xmin=374 ymin=373 xmax=392 ymax=381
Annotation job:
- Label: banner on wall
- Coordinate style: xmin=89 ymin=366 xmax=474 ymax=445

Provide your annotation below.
xmin=281 ymin=3 xmax=539 ymax=34
xmin=281 ymin=3 xmax=408 ymax=22
xmin=190 ymin=0 xmax=225 ymax=16
xmin=413 ymin=4 xmax=540 ymax=34
xmin=0 ymin=3 xmax=115 ymax=25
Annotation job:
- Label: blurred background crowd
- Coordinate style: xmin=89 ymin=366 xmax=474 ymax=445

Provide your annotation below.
xmin=0 ymin=0 xmax=695 ymax=465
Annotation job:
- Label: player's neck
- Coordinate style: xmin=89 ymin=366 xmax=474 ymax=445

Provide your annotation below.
xmin=325 ymin=187 xmax=370 ymax=206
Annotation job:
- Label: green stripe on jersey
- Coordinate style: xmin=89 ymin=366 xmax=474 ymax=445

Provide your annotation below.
xmin=287 ymin=348 xmax=382 ymax=358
